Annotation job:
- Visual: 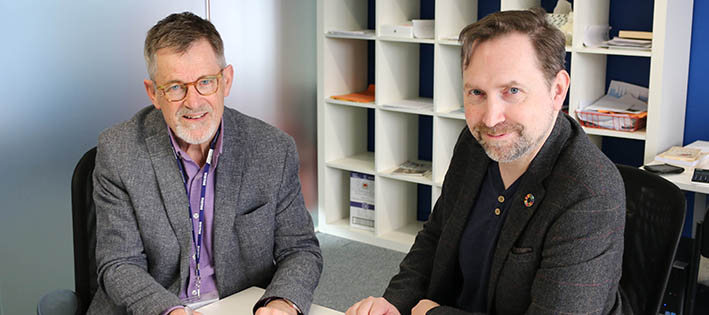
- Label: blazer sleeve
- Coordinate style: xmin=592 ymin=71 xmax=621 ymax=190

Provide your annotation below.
xmin=257 ymin=136 xmax=323 ymax=315
xmin=93 ymin=139 xmax=182 ymax=314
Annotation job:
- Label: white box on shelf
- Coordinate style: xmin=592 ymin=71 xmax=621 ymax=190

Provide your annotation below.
xmin=380 ymin=23 xmax=414 ymax=38
xmin=350 ymin=172 xmax=375 ymax=231
xmin=412 ymin=19 xmax=434 ymax=39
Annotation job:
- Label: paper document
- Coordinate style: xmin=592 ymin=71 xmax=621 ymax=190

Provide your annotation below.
xmin=326 ymin=29 xmax=375 ymax=38
xmin=582 ymin=81 xmax=648 ymax=114
xmin=382 ymin=97 xmax=433 ymax=111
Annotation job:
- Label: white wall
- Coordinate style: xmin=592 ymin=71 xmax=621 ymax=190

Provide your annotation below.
xmin=0 ymin=1 xmax=316 ymax=314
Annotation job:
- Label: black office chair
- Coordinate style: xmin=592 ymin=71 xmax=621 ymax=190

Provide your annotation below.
xmin=71 ymin=146 xmax=98 ymax=313
xmin=37 ymin=147 xmax=97 ymax=315
xmin=617 ymin=164 xmax=686 ymax=314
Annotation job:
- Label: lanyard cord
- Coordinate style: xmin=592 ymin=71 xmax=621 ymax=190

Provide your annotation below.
xmin=168 ymin=126 xmax=221 ymax=297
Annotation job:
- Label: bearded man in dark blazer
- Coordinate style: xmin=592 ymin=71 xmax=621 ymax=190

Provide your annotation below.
xmin=347 ymin=8 xmax=628 ymax=315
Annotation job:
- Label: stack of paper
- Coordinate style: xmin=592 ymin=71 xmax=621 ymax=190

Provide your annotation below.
xmin=655 ymin=141 xmax=709 ymax=167
xmin=392 ymin=160 xmax=432 ymax=177
xmin=655 ymin=146 xmax=704 ymax=167
xmin=583 ymin=25 xmax=651 ymax=51
xmin=576 ymin=81 xmax=648 ymax=131
xmin=602 ymin=37 xmax=651 ymax=50
xmin=326 ymin=29 xmax=375 ymax=38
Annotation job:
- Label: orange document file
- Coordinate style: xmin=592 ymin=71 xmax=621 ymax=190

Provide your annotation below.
xmin=331 ymin=84 xmax=375 ymax=103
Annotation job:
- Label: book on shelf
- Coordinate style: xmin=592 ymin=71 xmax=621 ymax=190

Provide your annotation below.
xmin=655 ymin=146 xmax=705 ymax=167
xmin=392 ymin=160 xmax=432 ymax=177
xmin=618 ymin=30 xmax=652 ymax=40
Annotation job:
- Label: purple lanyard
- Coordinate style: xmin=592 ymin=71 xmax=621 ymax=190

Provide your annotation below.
xmin=168 ymin=126 xmax=220 ymax=297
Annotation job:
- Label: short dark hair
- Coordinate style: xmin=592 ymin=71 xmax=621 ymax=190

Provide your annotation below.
xmin=144 ymin=12 xmax=226 ymax=80
xmin=459 ymin=8 xmax=566 ymax=86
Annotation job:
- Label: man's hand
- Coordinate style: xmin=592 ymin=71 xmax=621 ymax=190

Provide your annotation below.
xmin=346 ymin=296 xmax=401 ymax=315
xmin=255 ymin=299 xmax=298 ymax=315
xmin=411 ymin=299 xmax=439 ymax=315
xmin=168 ymin=307 xmax=203 ymax=315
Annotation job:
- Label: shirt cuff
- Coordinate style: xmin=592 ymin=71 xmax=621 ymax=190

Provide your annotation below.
xmin=253 ymin=296 xmax=303 ymax=315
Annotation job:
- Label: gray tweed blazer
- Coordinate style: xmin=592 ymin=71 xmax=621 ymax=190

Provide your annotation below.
xmin=88 ymin=106 xmax=322 ymax=315
xmin=383 ymin=113 xmax=629 ymax=315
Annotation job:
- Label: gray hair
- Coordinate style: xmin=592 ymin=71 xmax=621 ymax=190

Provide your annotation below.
xmin=144 ymin=12 xmax=226 ymax=80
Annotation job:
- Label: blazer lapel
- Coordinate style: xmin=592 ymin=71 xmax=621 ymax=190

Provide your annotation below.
xmin=145 ymin=129 xmax=193 ymax=290
xmin=486 ymin=114 xmax=572 ymax=308
xmin=212 ymin=110 xmax=248 ymax=293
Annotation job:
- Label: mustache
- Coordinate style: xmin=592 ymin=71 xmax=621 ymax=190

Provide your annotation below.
xmin=474 ymin=122 xmax=523 ymax=135
xmin=176 ymin=106 xmax=212 ymax=117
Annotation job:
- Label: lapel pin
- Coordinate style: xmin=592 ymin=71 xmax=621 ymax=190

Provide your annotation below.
xmin=523 ymin=193 xmax=535 ymax=208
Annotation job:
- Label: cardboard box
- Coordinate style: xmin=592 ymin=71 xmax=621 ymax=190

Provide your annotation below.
xmin=350 ymin=172 xmax=375 ymax=231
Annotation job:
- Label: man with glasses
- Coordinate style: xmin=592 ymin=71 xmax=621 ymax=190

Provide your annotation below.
xmin=88 ymin=12 xmax=321 ymax=315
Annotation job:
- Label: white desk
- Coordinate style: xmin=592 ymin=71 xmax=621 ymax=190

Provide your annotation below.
xmin=198 ymin=287 xmax=343 ymax=315
xmin=645 ymin=160 xmax=709 ymax=237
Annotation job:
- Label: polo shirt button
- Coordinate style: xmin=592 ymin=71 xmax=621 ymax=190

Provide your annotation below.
xmin=494 ymin=208 xmax=501 ymax=216
xmin=193 ymin=213 xmax=199 ymax=219
xmin=192 ymin=290 xmax=198 ymax=296
xmin=498 ymin=195 xmax=505 ymax=203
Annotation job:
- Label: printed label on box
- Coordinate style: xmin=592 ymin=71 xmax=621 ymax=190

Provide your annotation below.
xmin=350 ymin=172 xmax=375 ymax=231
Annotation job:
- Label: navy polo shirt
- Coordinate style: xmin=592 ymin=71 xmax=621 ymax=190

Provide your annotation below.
xmin=456 ymin=161 xmax=522 ymax=312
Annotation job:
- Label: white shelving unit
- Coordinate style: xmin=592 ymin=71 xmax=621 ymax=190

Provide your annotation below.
xmin=317 ymin=0 xmax=694 ymax=252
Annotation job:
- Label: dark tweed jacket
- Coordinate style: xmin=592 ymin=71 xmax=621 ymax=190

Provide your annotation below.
xmin=383 ymin=113 xmax=628 ymax=315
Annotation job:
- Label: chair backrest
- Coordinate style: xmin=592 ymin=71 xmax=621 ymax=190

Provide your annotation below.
xmin=71 ymin=147 xmax=98 ymax=313
xmin=617 ymin=164 xmax=686 ymax=314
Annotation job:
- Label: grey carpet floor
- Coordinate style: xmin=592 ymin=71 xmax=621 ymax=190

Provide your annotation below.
xmin=312 ymin=233 xmax=407 ymax=312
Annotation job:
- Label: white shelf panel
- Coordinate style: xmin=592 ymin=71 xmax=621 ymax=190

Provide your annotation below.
xmin=582 ymin=126 xmax=647 ymax=140
xmin=379 ymin=168 xmax=434 ymax=186
xmin=325 ymin=152 xmax=375 ymax=175
xmin=575 ymin=46 xmax=651 ymax=57
xmin=565 ymin=45 xmax=572 ymax=52
xmin=438 ymin=39 xmax=461 ymax=46
xmin=325 ymin=98 xmax=375 ymax=109
xmin=435 ymin=180 xmax=443 ymax=187
xmin=318 ymin=219 xmax=416 ymax=253
xmin=378 ymin=36 xmax=435 ymax=44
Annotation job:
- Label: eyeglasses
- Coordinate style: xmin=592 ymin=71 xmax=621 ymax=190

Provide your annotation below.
xmin=155 ymin=69 xmax=224 ymax=102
